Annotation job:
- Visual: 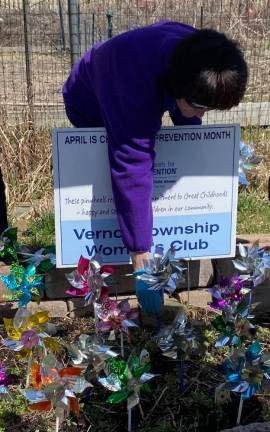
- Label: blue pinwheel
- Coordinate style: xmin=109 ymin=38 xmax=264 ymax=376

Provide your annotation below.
xmin=238 ymin=141 xmax=262 ymax=186
xmin=0 ymin=263 xmax=44 ymax=306
xmin=222 ymin=342 xmax=270 ymax=399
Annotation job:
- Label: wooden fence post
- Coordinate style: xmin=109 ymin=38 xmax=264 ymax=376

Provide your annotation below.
xmin=22 ymin=0 xmax=34 ymax=122
xmin=67 ymin=0 xmax=80 ymax=67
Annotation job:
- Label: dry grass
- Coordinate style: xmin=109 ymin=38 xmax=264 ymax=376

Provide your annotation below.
xmin=0 ymin=116 xmax=53 ymax=216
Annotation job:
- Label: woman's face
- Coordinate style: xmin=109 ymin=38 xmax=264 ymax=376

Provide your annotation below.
xmin=176 ymin=98 xmax=208 ymax=119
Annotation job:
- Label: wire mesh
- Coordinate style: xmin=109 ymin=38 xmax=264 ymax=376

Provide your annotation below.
xmin=0 ymin=0 xmax=269 ymax=131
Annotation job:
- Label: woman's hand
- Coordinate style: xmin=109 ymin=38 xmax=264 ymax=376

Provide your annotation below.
xmin=130 ymin=251 xmax=150 ymax=271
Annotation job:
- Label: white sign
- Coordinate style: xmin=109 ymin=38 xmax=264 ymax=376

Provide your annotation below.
xmin=52 ymin=125 xmax=240 ymax=267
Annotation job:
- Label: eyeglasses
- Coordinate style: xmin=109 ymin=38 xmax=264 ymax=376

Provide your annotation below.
xmin=185 ymin=98 xmax=214 ymax=111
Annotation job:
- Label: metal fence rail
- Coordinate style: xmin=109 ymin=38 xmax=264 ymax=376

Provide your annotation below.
xmin=0 ymin=0 xmax=270 ymax=127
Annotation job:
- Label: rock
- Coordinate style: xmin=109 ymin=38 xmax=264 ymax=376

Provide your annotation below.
xmin=179 ymin=288 xmax=211 ymax=309
xmin=45 ymin=268 xmax=75 ymax=299
xmin=236 ymin=234 xmax=270 ymax=250
xmin=178 ymin=259 xmax=214 ymax=289
xmin=251 ymin=284 xmax=270 ymax=323
xmin=13 ymin=203 xmax=34 ymax=220
xmin=113 ymin=264 xmax=135 ymax=294
xmin=27 ymin=300 xmax=68 ymax=317
xmin=66 ymin=298 xmax=94 ymax=318
xmin=212 ymin=257 xmax=237 ymax=280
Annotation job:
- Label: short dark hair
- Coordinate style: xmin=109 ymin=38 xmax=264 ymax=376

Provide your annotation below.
xmin=164 ymin=29 xmax=248 ymax=110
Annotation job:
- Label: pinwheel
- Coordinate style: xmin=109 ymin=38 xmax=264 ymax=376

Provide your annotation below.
xmin=0 ymin=227 xmax=18 ymax=262
xmin=220 ymin=342 xmax=270 ymax=424
xmin=3 ymin=309 xmax=60 ymax=352
xmin=156 ymin=306 xmax=195 ymax=394
xmin=19 ymin=247 xmax=56 ymax=272
xmin=98 ymin=351 xmax=155 ymax=431
xmin=0 ymin=263 xmax=44 ymax=306
xmin=65 ymin=333 xmax=118 ymax=383
xmin=238 ymin=141 xmax=262 ymax=186
xmin=66 ymin=255 xmax=115 ymax=303
xmin=0 ymin=363 xmax=19 ymax=398
xmin=135 ymin=245 xmax=186 ymax=317
xmin=2 ymin=309 xmax=61 ymax=386
xmin=157 ymin=306 xmax=194 ymax=359
xmin=95 ymin=297 xmax=139 ymax=356
xmin=20 ymin=353 xmax=86 ymax=432
xmin=135 ymin=246 xmax=186 ymax=295
xmin=211 ymin=310 xmax=255 ymax=348
xmin=233 ymin=242 xmax=270 ymax=288
xmin=66 ymin=333 xmax=118 ymax=366
xmin=209 ymin=275 xmax=245 ymax=311
xmin=71 ymin=335 xmax=119 ymax=387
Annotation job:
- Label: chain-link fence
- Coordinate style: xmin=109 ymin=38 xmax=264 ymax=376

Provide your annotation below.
xmin=0 ymin=0 xmax=270 ymax=127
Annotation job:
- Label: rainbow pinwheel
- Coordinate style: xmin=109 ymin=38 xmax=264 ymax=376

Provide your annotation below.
xmin=66 ymin=255 xmax=115 ymax=303
xmin=98 ymin=350 xmax=155 ymax=405
xmin=2 ymin=308 xmax=60 ymax=356
xmin=239 ymin=141 xmax=262 ymax=186
xmin=0 ymin=263 xmax=44 ymax=306
xmin=233 ymin=242 xmax=270 ymax=287
xmin=20 ymin=354 xmax=86 ymax=427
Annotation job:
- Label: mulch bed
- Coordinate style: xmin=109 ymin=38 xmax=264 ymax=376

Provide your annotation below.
xmin=1 ymin=308 xmax=270 ymax=432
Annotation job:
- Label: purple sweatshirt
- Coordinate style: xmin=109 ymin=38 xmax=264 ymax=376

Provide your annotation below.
xmin=63 ymin=21 xmax=201 ymax=252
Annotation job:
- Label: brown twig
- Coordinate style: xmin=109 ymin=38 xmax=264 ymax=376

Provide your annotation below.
xmin=144 ymin=386 xmax=168 ymax=421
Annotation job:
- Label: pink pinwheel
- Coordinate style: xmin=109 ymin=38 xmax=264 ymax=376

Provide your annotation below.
xmin=96 ymin=297 xmax=139 ymax=336
xmin=65 ymin=255 xmax=116 ymax=301
xmin=21 ymin=330 xmax=40 ymax=349
xmin=65 ymin=256 xmax=90 ymax=297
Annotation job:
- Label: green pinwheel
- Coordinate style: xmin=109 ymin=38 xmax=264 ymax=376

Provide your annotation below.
xmin=98 ymin=350 xmax=155 ymax=405
xmin=0 ymin=227 xmax=18 ymax=262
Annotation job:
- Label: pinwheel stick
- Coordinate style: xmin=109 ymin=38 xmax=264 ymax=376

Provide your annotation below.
xmin=25 ymin=354 xmax=32 ymax=388
xmin=128 ymin=407 xmax=132 ymax=432
xmin=184 ymin=258 xmax=191 ymax=305
xmin=120 ymin=331 xmax=124 ymax=358
xmin=178 ymin=354 xmax=185 ymax=396
xmin=55 ymin=415 xmax=60 ymax=432
xmin=156 ymin=318 xmax=161 ymax=335
xmin=138 ymin=403 xmax=144 ymax=418
xmin=93 ymin=303 xmax=99 ymax=335
xmin=236 ymin=396 xmax=243 ymax=425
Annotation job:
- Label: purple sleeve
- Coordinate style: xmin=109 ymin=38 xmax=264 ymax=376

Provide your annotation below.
xmin=100 ymin=98 xmax=162 ymax=253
